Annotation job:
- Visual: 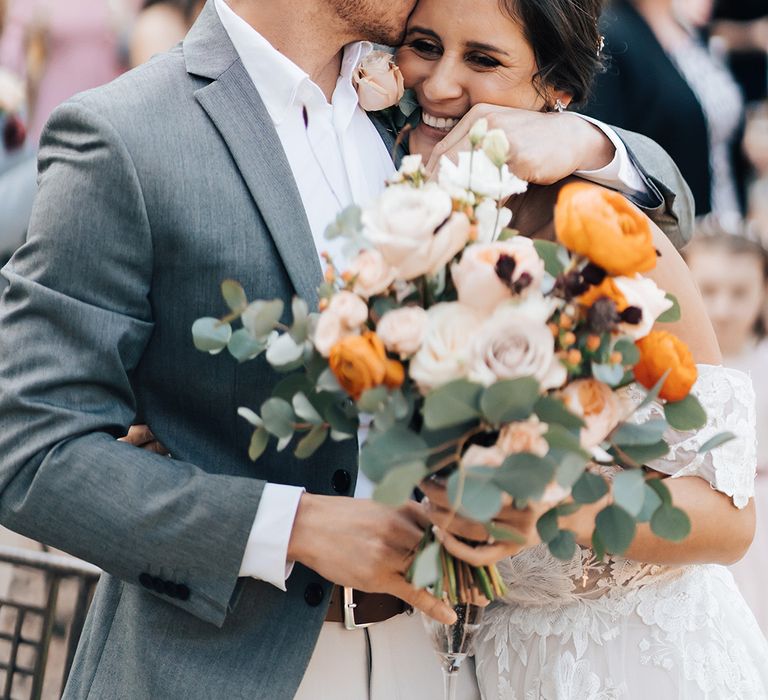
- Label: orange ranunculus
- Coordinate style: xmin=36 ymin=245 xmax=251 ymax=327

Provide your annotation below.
xmin=329 ymin=332 xmax=404 ymax=399
xmin=578 ymin=277 xmax=629 ymax=311
xmin=555 ymin=182 xmax=657 ymax=276
xmin=634 ymin=330 xmax=697 ymax=402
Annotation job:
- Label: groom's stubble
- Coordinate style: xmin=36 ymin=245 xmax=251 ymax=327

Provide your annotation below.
xmin=327 ymin=0 xmax=418 ymax=45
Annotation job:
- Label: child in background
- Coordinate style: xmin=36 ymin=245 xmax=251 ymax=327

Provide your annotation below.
xmin=684 ymin=222 xmax=768 ymax=636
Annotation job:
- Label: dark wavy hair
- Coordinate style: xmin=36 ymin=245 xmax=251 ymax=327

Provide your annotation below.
xmin=141 ymin=0 xmax=201 ymax=19
xmin=499 ymin=0 xmax=605 ymax=105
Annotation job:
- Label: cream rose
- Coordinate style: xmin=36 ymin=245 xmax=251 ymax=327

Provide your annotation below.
xmin=348 ymin=249 xmax=395 ymax=299
xmin=398 ymin=154 xmax=423 ymax=178
xmin=0 ymin=68 xmax=25 ymax=114
xmin=313 ymin=311 xmax=344 ymax=358
xmin=353 ymin=51 xmax=405 ymax=112
xmin=376 ymin=306 xmax=428 ymax=358
xmin=461 ymin=444 xmax=506 ymax=469
xmin=561 ymin=378 xmax=622 ymax=448
xmin=468 ymin=307 xmax=566 ymax=389
xmin=497 ymin=418 xmax=549 ymax=457
xmin=312 ymin=292 xmax=369 ymax=357
xmin=439 ymin=150 xmax=527 ymax=202
xmin=409 ymin=302 xmax=482 ymax=392
xmin=613 ymin=275 xmax=673 ymax=340
xmin=451 ymin=237 xmax=545 ymax=316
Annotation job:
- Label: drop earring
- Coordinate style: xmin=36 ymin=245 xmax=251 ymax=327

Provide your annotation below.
xmin=554 ymin=99 xmax=566 ymax=113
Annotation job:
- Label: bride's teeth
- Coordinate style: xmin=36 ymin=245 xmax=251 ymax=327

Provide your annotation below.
xmin=423 ymin=111 xmax=460 ymax=130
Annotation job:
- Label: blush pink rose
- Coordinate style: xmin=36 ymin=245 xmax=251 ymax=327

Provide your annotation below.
xmin=348 ymin=249 xmax=395 ymax=299
xmin=376 ymin=306 xmax=428 ymax=358
xmin=497 ymin=418 xmax=549 ymax=457
xmin=354 ymin=51 xmax=405 ymax=112
xmin=312 ymin=292 xmax=369 ymax=357
xmin=561 ymin=378 xmax=623 ymax=449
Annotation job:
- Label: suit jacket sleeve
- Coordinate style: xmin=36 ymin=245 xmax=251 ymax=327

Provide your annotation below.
xmin=0 ymin=99 xmax=265 ymax=628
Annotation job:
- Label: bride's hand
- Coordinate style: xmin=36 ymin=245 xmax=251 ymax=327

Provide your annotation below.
xmin=119 ymin=424 xmax=170 ymax=455
xmin=419 ymin=478 xmax=548 ymax=567
xmin=425 ymin=103 xmax=615 ymax=186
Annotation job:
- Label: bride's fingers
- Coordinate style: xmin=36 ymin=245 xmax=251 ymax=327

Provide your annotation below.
xmin=422 ymin=500 xmax=490 ymax=542
xmin=119 ymin=424 xmax=156 ymax=447
xmin=435 ymin=528 xmax=521 ymax=567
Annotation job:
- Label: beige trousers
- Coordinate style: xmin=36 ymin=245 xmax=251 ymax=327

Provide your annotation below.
xmin=295 ymin=611 xmax=482 ymax=700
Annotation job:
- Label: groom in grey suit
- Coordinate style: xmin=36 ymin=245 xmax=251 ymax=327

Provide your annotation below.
xmin=0 ymin=0 xmax=694 ymax=697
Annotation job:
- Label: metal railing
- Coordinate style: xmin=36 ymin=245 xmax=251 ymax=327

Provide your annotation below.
xmin=0 ymin=546 xmax=100 ymax=700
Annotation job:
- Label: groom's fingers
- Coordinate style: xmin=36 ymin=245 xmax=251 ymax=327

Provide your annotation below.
xmin=436 ymin=529 xmax=520 ymax=567
xmin=388 ymin=578 xmax=457 ymax=625
xmin=425 ymin=103 xmax=496 ymax=175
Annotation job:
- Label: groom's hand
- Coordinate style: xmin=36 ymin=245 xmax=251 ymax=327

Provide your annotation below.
xmin=287 ymin=494 xmax=457 ymax=625
xmin=425 ymin=103 xmax=615 ymax=186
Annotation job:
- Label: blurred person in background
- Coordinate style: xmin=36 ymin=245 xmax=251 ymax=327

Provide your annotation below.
xmin=684 ymin=222 xmax=768 ymax=636
xmin=0 ymin=0 xmax=139 ymax=146
xmin=745 ymin=105 xmax=768 ymax=243
xmin=585 ymin=0 xmax=746 ymax=222
xmin=129 ymin=0 xmax=204 ymax=67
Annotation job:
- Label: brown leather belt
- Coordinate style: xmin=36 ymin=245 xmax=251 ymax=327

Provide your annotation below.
xmin=325 ymin=586 xmax=408 ymax=627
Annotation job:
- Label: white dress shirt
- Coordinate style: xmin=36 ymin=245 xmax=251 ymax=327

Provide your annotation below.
xmin=213 ymin=0 xmax=653 ymax=591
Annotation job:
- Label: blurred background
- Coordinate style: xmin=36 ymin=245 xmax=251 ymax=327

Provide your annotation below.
xmin=0 ymin=0 xmax=766 ymax=696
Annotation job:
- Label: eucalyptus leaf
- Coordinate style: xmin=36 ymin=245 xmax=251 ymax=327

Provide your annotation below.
xmin=657 ymin=293 xmax=681 ymax=323
xmin=534 ymin=396 xmax=585 ymax=430
xmin=411 ymin=542 xmax=441 ymax=590
xmin=360 ymin=427 xmax=428 ymax=483
xmin=612 ymin=469 xmax=646 ymax=517
xmin=612 ymin=419 xmax=668 ymax=446
xmin=493 ymin=453 xmax=556 ymax=501
xmin=266 ymin=332 xmax=305 ymax=369
xmin=592 ymin=528 xmax=606 ymax=561
xmin=613 ymin=337 xmax=640 ymax=366
xmin=636 ymin=370 xmax=671 ymax=411
xmin=536 ymin=508 xmax=559 ymax=543
xmin=548 ymin=530 xmax=577 ymax=561
xmin=325 ymin=205 xmax=363 ymax=241
xmin=358 ymin=387 xmax=389 ymax=414
xmin=664 ymin=394 xmax=707 ymax=431
xmin=595 ymin=504 xmax=636 ymax=554
xmin=423 ymin=379 xmax=483 ymax=430
xmin=273 ymin=375 xmax=314 ymax=403
xmin=592 ymin=362 xmax=625 ymax=387
xmin=545 ymin=424 xmax=589 ymax=457
xmin=485 ymin=523 xmax=526 ymax=544
xmin=572 ymin=472 xmax=608 ymax=504
xmin=248 ymin=427 xmax=269 ymax=461
xmin=294 ymin=425 xmax=329 ymax=459
xmin=374 ymin=462 xmax=428 ymax=507
xmin=651 ymin=505 xmax=691 ymax=542
xmin=556 ymin=453 xmax=588 ymax=489
xmin=276 ymin=434 xmax=294 ymax=452
xmin=292 ymin=393 xmax=324 ymax=425
xmin=192 ymin=317 xmax=232 ymax=354
xmin=448 ymin=468 xmax=504 ymax=521
xmin=698 ymin=431 xmax=736 ymax=454
xmin=480 ymin=377 xmax=540 ymax=424
xmin=533 ymin=239 xmax=566 ymax=276
xmin=317 ymin=368 xmax=343 ymax=393
xmin=261 ymin=398 xmax=295 ymax=439
xmin=242 ymin=299 xmax=284 ymax=341
xmin=610 ymin=440 xmax=670 ymax=466
xmin=221 ymin=279 xmax=248 ymax=313
xmin=237 ymin=407 xmax=262 ymax=428
xmin=228 ymin=328 xmax=268 ymax=362
xmin=647 ymin=478 xmax=672 ymax=506
xmin=637 ymin=482 xmax=663 ymax=523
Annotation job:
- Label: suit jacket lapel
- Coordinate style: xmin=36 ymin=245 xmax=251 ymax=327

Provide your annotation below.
xmin=185 ymin=3 xmax=322 ymax=308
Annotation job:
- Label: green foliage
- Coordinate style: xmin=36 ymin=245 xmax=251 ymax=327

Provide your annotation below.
xmin=556 ymin=453 xmax=589 ymax=489
xmin=595 ymin=504 xmax=636 ymax=554
xmin=448 ymin=467 xmax=504 ymax=521
xmin=242 ymin=299 xmax=284 ymax=341
xmin=266 ymin=333 xmax=305 ymax=370
xmin=289 ymin=298 xmax=310 ymax=343
xmin=192 ymin=317 xmax=232 ymax=354
xmin=534 ymin=396 xmax=585 ymax=430
xmin=411 ymin=542 xmax=441 ymax=589
xmin=485 ymin=523 xmax=526 ymax=544
xmin=325 ymin=205 xmax=363 ymax=240
xmin=374 ymin=462 xmax=428 ymax=507
xmin=647 ymin=478 xmax=672 ymax=506
xmin=423 ymin=379 xmax=483 ymax=430
xmin=664 ymin=394 xmax=707 ymax=431
xmin=651 ymin=505 xmax=691 ymax=541
xmin=536 ymin=508 xmax=559 ymax=543
xmin=248 ymin=427 xmax=269 ymax=461
xmin=636 ymin=370 xmax=671 ymax=411
xmin=698 ymin=431 xmax=736 ymax=454
xmin=494 ymin=453 xmax=556 ymax=501
xmin=613 ymin=337 xmax=640 ymax=366
xmin=657 ymin=293 xmax=681 ymax=323
xmin=480 ymin=377 xmax=540 ymax=424
xmin=261 ymin=398 xmax=295 ymax=440
xmin=637 ymin=482 xmax=663 ymax=522
xmin=612 ymin=469 xmax=645 ymax=517
xmin=612 ymin=419 xmax=668 ymax=446
xmin=592 ymin=362 xmax=625 ymax=387
xmin=294 ymin=425 xmax=328 ymax=459
xmin=292 ymin=393 xmax=324 ymax=425
xmin=572 ymin=472 xmax=608 ymax=504
xmin=221 ymin=280 xmax=247 ymax=313
xmin=228 ymin=329 xmax=268 ymax=362
xmin=611 ymin=440 xmax=670 ymax=466
xmin=548 ymin=529 xmax=577 ymax=560
xmin=533 ymin=240 xmax=567 ymax=276
xmin=361 ymin=427 xmax=427 ymax=483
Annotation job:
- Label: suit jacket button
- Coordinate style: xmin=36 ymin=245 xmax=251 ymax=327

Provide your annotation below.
xmin=331 ymin=469 xmax=352 ymax=494
xmin=304 ymin=583 xmax=325 ymax=607
xmin=176 ymin=584 xmax=191 ymax=601
xmin=139 ymin=573 xmax=153 ymax=589
xmin=151 ymin=577 xmax=166 ymax=594
xmin=164 ymin=581 xmax=179 ymax=598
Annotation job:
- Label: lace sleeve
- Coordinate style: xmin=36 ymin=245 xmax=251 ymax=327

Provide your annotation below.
xmin=628 ymin=365 xmax=757 ymax=509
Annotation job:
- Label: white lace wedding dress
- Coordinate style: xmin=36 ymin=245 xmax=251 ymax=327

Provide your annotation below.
xmin=474 ymin=365 xmax=768 ymax=699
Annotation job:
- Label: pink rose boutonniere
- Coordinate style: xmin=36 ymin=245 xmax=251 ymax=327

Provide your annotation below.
xmin=353 ymin=50 xmax=405 ymax=112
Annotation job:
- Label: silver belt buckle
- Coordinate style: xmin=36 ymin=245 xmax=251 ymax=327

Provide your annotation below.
xmin=343 ymin=587 xmax=374 ymax=631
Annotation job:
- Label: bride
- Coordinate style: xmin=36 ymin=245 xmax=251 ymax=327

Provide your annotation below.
xmin=400 ymin=0 xmax=768 ymax=697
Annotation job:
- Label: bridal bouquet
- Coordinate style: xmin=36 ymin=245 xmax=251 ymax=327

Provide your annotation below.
xmin=0 ymin=68 xmax=26 ymax=153
xmin=193 ymin=122 xmax=732 ymax=605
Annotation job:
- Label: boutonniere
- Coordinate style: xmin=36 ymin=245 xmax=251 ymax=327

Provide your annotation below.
xmin=0 ymin=68 xmax=27 ymax=152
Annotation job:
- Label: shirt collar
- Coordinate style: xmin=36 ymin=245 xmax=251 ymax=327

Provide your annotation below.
xmin=214 ymin=0 xmax=371 ymax=126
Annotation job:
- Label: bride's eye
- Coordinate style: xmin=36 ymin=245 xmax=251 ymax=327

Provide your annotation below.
xmin=467 ymin=52 xmax=501 ymax=69
xmin=408 ymin=39 xmax=442 ymax=58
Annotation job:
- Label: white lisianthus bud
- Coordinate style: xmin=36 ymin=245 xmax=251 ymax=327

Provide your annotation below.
xmin=482 ymin=129 xmax=511 ymax=167
xmin=469 ymin=118 xmax=489 ymax=147
xmin=398 ymin=154 xmax=423 ymax=177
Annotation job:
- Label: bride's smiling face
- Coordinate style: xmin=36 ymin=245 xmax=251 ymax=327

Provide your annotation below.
xmin=396 ymin=0 xmax=570 ymax=149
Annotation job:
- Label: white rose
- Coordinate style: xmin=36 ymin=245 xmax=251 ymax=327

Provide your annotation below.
xmin=462 ymin=444 xmax=506 ymax=469
xmin=398 ymin=154 xmax=423 ymax=177
xmin=468 ymin=306 xmax=566 ymax=388
xmin=313 ymin=311 xmax=344 ymax=357
xmin=613 ymin=275 xmax=673 ymax=340
xmin=353 ymin=50 xmax=405 ymax=112
xmin=363 ymin=183 xmax=457 ymax=280
xmin=327 ymin=291 xmax=369 ymax=329
xmin=475 ymin=198 xmax=513 ymax=244
xmin=439 ymin=150 xmax=528 ymax=202
xmin=0 ymin=68 xmax=25 ymax=114
xmin=376 ymin=306 xmax=428 ymax=358
xmin=561 ymin=378 xmax=622 ymax=449
xmin=348 ymin=249 xmax=395 ymax=299
xmin=451 ymin=237 xmax=545 ymax=315
xmin=497 ymin=417 xmax=549 ymax=457
xmin=410 ymin=302 xmax=482 ymax=392
xmin=482 ymin=128 xmax=511 ymax=167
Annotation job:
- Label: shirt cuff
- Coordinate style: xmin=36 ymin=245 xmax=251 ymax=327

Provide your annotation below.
xmin=238 ymin=483 xmax=305 ymax=591
xmin=571 ymin=113 xmax=648 ymax=196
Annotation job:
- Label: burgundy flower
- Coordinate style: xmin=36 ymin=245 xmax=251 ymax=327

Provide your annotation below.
xmin=3 ymin=114 xmax=26 ymax=151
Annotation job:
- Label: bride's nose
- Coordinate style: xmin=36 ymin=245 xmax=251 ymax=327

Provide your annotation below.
xmin=421 ymin=58 xmax=465 ymax=103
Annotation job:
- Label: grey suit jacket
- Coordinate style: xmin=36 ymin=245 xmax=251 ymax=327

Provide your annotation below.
xmin=0 ymin=3 xmax=694 ymax=698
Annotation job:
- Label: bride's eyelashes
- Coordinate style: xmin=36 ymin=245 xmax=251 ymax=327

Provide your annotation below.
xmin=405 ymin=39 xmax=503 ymax=71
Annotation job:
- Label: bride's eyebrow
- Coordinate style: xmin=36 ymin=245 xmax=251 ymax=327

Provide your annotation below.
xmin=465 ymin=41 xmax=510 ymax=57
xmin=405 ymin=26 xmax=441 ymax=40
